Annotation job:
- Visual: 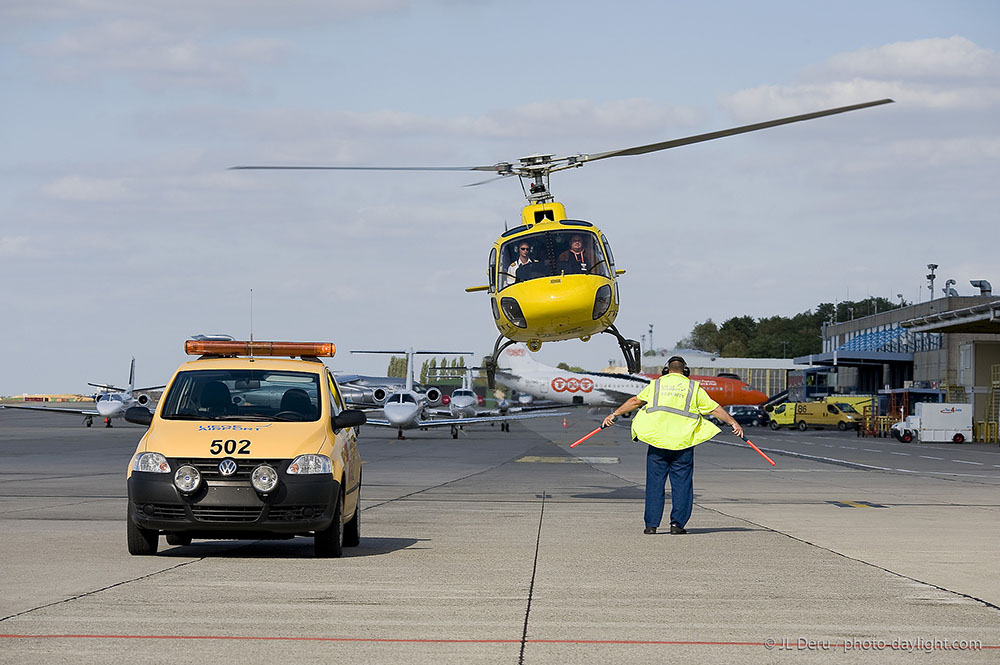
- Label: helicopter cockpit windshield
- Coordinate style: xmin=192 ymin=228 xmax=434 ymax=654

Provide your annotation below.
xmin=499 ymin=227 xmax=610 ymax=289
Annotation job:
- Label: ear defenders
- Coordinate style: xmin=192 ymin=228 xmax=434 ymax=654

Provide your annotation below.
xmin=663 ymin=355 xmax=690 ymax=377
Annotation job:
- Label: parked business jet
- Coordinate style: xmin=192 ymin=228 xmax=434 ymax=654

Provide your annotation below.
xmin=495 ymin=345 xmax=767 ymax=408
xmin=1 ymin=358 xmax=163 ymax=427
xmin=351 ymin=349 xmax=567 ymax=439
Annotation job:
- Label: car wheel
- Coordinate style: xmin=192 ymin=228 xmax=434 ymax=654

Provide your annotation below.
xmin=797 ymin=420 xmax=807 ymax=431
xmin=315 ymin=491 xmax=344 ymax=558
xmin=165 ymin=533 xmax=192 ymax=546
xmin=901 ymin=432 xmax=913 ymax=443
xmin=838 ymin=422 xmax=847 ymax=431
xmin=953 ymin=433 xmax=965 ymax=444
xmin=769 ymin=421 xmax=779 ymax=431
xmin=127 ymin=508 xmax=158 ymax=556
xmin=344 ymin=480 xmax=361 ymax=548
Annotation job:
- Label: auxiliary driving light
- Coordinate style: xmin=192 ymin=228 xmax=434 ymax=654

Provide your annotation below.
xmin=251 ymin=464 xmax=279 ymax=493
xmin=173 ymin=465 xmax=201 ymax=493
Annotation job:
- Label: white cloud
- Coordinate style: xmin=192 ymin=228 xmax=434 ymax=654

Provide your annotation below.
xmin=42 ymin=175 xmax=131 ymax=202
xmin=823 ymin=36 xmax=999 ymax=81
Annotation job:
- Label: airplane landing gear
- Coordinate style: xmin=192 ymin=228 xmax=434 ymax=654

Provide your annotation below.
xmin=396 ymin=429 xmax=405 ymax=440
xmin=484 ymin=336 xmax=517 ymax=389
xmin=451 ymin=425 xmax=459 ymax=439
xmin=602 ymin=324 xmax=642 ymax=374
xmin=501 ymin=422 xmax=510 ymax=432
xmin=104 ymin=418 xmax=113 ymax=428
xmin=84 ymin=416 xmax=93 ymax=427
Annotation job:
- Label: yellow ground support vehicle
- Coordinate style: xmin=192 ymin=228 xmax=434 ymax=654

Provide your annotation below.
xmin=768 ymin=401 xmax=861 ymax=431
xmin=125 ymin=339 xmax=366 ymax=558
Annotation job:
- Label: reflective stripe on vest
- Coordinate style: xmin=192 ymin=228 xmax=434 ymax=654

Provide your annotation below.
xmin=645 ymin=379 xmax=700 ymax=420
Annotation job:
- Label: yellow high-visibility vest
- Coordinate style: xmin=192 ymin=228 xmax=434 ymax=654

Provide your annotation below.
xmin=630 ymin=373 xmax=720 ymax=450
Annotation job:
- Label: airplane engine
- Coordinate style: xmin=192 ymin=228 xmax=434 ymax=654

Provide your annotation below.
xmin=424 ymin=387 xmax=442 ymax=405
xmin=136 ymin=394 xmax=150 ymax=406
xmin=372 ymin=388 xmax=389 ymax=404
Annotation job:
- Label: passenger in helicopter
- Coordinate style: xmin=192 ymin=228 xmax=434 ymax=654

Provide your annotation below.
xmin=557 ymin=233 xmax=598 ymax=274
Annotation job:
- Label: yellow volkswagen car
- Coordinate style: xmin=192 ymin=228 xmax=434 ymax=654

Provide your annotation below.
xmin=125 ymin=339 xmax=365 ymax=557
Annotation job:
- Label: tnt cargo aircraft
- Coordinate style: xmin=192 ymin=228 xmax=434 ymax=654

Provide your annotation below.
xmin=495 ymin=345 xmax=767 ymax=408
xmin=1 ymin=358 xmax=163 ymax=427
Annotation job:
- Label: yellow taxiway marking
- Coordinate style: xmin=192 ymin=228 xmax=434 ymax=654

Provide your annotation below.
xmin=827 ymin=500 xmax=887 ymax=508
xmin=516 ymin=456 xmax=620 ymax=464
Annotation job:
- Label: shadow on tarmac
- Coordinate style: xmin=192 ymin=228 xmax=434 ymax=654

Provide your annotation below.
xmin=156 ymin=536 xmax=424 ymax=558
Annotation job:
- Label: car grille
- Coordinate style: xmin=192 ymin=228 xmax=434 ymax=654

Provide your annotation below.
xmin=191 ymin=506 xmax=262 ymax=522
xmin=136 ymin=503 xmax=186 ymax=520
xmin=178 ymin=458 xmax=287 ymax=480
xmin=269 ymin=505 xmax=327 ymax=521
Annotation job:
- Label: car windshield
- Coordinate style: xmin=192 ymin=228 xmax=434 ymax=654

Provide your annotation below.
xmin=498 ymin=229 xmax=609 ymax=289
xmin=834 ymin=403 xmax=859 ymax=414
xmin=161 ymin=369 xmax=321 ymax=422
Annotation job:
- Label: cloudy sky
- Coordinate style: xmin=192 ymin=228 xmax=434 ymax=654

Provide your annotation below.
xmin=2 ymin=0 xmax=998 ymax=394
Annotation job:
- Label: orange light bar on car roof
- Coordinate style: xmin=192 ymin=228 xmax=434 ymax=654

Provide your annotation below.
xmin=184 ymin=340 xmax=336 ymax=357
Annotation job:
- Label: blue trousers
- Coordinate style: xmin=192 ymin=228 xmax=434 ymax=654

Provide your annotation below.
xmin=644 ymin=445 xmax=694 ymax=529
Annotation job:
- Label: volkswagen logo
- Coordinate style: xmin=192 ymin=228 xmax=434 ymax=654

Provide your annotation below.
xmin=218 ymin=459 xmax=238 ymax=476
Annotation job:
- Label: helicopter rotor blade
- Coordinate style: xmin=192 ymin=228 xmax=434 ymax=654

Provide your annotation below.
xmin=463 ymin=173 xmax=515 ymax=187
xmin=230 ymin=164 xmax=506 ymax=172
xmin=576 ymin=98 xmax=894 ymax=164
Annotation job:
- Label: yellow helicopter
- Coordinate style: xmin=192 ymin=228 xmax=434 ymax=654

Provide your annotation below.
xmin=233 ymin=98 xmax=893 ymax=387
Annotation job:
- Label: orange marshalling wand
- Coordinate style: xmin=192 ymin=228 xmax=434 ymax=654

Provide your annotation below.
xmin=738 ymin=434 xmax=776 ymax=465
xmin=569 ymin=425 xmax=605 ymax=448
xmin=570 ymin=424 xmax=776 ymax=466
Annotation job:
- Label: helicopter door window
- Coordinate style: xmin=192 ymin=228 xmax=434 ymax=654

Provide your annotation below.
xmin=601 ymin=236 xmax=615 ymax=270
xmin=488 ymin=247 xmax=497 ymax=293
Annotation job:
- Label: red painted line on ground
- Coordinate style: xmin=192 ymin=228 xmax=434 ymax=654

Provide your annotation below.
xmin=1 ymin=634 xmax=996 ymax=649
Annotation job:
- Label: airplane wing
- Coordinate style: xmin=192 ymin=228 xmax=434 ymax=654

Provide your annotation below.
xmin=414 ymin=410 xmax=572 ymax=428
xmin=133 ymin=385 xmax=166 ymax=392
xmin=362 ymin=410 xmax=570 ymax=430
xmin=1 ymin=403 xmax=100 ymax=416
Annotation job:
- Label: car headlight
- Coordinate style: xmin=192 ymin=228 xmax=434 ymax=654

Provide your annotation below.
xmin=251 ymin=464 xmax=279 ymax=492
xmin=500 ymin=297 xmax=527 ymax=328
xmin=592 ymin=284 xmax=612 ymax=319
xmin=287 ymin=454 xmax=332 ymax=475
xmin=173 ymin=464 xmax=201 ymax=493
xmin=133 ymin=452 xmax=170 ymax=473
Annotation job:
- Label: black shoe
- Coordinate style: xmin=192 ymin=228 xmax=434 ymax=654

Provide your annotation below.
xmin=669 ymin=523 xmax=687 ymax=535
xmin=643 ymin=527 xmax=657 ymax=534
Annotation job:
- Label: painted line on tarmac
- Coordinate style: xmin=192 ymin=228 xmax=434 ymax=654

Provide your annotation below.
xmin=2 ymin=634 xmax=996 ymax=650
xmin=954 ymin=460 xmax=984 ymax=465
xmin=516 ymin=456 xmax=619 ymax=464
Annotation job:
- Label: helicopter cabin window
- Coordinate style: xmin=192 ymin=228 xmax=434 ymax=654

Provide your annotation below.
xmin=499 ymin=229 xmax=609 ymax=289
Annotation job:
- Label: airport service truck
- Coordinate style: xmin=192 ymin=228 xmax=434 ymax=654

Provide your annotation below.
xmin=890 ymin=402 xmax=973 ymax=444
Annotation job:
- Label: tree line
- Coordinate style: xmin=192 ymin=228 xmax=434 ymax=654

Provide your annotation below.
xmin=675 ymin=297 xmax=906 ymax=358
xmin=385 ymin=356 xmax=468 ymax=383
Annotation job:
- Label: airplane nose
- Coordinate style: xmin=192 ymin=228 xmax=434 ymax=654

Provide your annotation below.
xmin=383 ymin=403 xmax=417 ymax=426
xmin=96 ymin=402 xmax=121 ymax=417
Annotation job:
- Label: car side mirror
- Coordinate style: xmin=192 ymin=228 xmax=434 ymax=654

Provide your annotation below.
xmin=333 ymin=409 xmax=367 ymax=431
xmin=124 ymin=406 xmax=153 ymax=427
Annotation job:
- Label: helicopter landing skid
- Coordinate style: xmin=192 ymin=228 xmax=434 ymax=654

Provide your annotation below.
xmin=484 ymin=337 xmax=518 ymax=389
xmin=603 ymin=325 xmax=642 ymax=374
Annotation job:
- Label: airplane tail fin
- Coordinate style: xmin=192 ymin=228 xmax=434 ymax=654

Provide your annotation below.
xmin=498 ymin=344 xmax=545 ymax=372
